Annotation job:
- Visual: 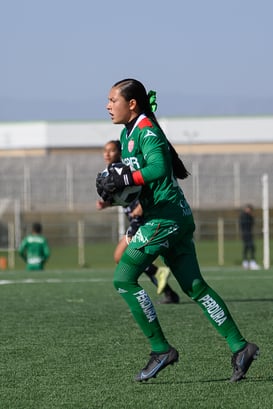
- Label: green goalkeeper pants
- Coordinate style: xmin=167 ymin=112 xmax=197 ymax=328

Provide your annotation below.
xmin=113 ymin=226 xmax=246 ymax=354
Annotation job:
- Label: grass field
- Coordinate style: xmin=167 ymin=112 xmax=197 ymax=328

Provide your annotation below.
xmin=0 ymin=266 xmax=272 ymax=409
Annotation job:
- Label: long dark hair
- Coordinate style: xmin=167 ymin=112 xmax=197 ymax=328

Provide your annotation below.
xmin=113 ymin=79 xmax=190 ymax=179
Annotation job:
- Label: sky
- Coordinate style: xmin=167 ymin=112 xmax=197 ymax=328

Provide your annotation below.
xmin=1 ymin=0 xmax=273 ymax=121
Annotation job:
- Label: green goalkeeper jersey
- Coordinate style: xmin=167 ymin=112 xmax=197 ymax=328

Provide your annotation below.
xmin=18 ymin=234 xmax=50 ymax=270
xmin=120 ymin=114 xmax=192 ymax=220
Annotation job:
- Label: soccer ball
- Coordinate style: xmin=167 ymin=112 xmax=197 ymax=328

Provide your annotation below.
xmin=100 ymin=164 xmax=142 ymax=206
xmin=112 ymin=185 xmax=142 ymax=206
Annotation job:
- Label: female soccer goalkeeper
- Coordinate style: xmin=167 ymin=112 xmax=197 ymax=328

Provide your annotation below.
xmin=97 ymin=139 xmax=180 ymax=303
xmin=96 ymin=78 xmax=259 ymax=383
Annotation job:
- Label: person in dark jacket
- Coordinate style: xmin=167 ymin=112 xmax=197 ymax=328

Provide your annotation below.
xmin=239 ymin=204 xmax=260 ymax=270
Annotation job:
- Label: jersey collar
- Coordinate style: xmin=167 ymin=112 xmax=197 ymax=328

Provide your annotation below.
xmin=125 ymin=114 xmax=146 ymax=138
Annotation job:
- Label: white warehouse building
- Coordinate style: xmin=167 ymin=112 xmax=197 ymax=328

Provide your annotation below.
xmin=0 ymin=115 xmax=273 ymax=155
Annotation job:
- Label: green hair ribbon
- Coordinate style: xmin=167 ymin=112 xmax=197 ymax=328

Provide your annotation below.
xmin=148 ymin=90 xmax=157 ymax=113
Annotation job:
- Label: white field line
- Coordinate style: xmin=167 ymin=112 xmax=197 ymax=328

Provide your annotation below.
xmin=0 ymin=278 xmax=110 ymax=285
xmin=0 ymin=274 xmax=272 ymax=286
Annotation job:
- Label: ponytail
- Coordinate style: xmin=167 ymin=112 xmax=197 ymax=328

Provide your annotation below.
xmin=147 ymin=90 xmax=190 ymax=179
xmin=167 ymin=141 xmax=190 ymax=180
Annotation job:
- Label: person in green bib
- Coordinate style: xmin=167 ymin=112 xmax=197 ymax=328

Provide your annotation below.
xmin=18 ymin=222 xmax=50 ymax=270
xmin=96 ymin=78 xmax=259 ymax=383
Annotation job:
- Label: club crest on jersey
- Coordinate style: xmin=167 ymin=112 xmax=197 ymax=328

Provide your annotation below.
xmin=128 ymin=140 xmax=134 ymax=152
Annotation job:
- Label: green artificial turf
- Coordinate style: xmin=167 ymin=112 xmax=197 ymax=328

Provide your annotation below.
xmin=0 ymin=267 xmax=272 ymax=408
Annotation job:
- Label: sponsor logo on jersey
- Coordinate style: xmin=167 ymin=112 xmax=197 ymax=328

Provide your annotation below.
xmin=131 ymin=228 xmax=148 ymax=244
xmin=123 ymin=157 xmax=140 ymax=170
xmin=198 ymin=294 xmax=227 ymax=326
xmin=27 ymin=237 xmax=44 ymax=243
xmin=134 ymin=289 xmax=157 ymax=322
xmin=180 ymin=200 xmax=192 ymax=216
xmin=144 ymin=130 xmax=157 ymax=138
xmin=167 ymin=224 xmax=179 ymax=234
xmin=27 ymin=257 xmax=43 ymax=264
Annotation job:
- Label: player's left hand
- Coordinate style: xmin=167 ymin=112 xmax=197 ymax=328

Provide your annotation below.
xmin=96 ymin=199 xmax=111 ymax=210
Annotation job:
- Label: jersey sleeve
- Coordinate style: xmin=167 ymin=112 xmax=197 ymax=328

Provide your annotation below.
xmin=133 ymin=128 xmax=170 ymax=184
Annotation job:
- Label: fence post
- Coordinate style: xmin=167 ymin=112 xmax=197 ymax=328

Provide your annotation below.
xmin=262 ymin=174 xmax=270 ymax=269
xmin=66 ymin=164 xmax=74 ymax=211
xmin=192 ymin=161 xmax=200 ymax=209
xmin=14 ymin=199 xmax=21 ymax=248
xmin=118 ymin=207 xmax=125 ymax=240
xmin=217 ymin=218 xmax=224 ymax=266
xmin=233 ymin=162 xmax=240 ymax=208
xmin=77 ymin=220 xmax=85 ymax=267
xmin=8 ymin=222 xmax=15 ymax=269
xmin=23 ymin=165 xmax=31 ymax=211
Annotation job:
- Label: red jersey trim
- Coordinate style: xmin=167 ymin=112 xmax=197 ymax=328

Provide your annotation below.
xmin=138 ymin=117 xmax=153 ymax=129
xmin=132 ymin=170 xmax=145 ymax=185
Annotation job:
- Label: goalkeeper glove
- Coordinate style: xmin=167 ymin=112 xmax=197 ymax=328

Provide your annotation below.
xmin=102 ymin=163 xmax=134 ymax=194
xmin=96 ymin=173 xmax=113 ymax=202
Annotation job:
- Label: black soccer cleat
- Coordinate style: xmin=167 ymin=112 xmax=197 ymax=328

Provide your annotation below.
xmin=230 ymin=342 xmax=260 ymax=382
xmin=158 ymin=292 xmax=180 ymax=304
xmin=135 ymin=346 xmax=179 ymax=382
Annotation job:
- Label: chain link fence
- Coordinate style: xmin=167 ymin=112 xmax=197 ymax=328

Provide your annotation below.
xmin=0 ymin=152 xmax=272 ymax=211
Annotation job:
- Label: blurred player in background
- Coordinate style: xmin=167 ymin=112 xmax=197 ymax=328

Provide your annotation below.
xmin=239 ymin=204 xmax=260 ymax=270
xmin=96 ymin=140 xmax=180 ymax=303
xmin=96 ymin=78 xmax=259 ymax=383
xmin=18 ymin=222 xmax=50 ymax=270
